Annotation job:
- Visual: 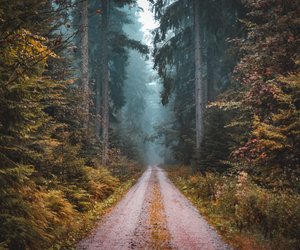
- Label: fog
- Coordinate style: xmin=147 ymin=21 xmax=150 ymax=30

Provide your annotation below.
xmin=120 ymin=5 xmax=169 ymax=165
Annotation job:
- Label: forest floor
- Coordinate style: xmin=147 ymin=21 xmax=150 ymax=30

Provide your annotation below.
xmin=76 ymin=166 xmax=231 ymax=250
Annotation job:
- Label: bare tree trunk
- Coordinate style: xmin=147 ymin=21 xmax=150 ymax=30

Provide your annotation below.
xmin=95 ymin=71 xmax=101 ymax=139
xmin=81 ymin=0 xmax=89 ymax=136
xmin=100 ymin=0 xmax=109 ymax=165
xmin=194 ymin=0 xmax=204 ymax=163
xmin=202 ymin=22 xmax=208 ymax=104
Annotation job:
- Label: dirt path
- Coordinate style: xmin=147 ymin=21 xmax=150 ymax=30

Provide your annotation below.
xmin=77 ymin=167 xmax=231 ymax=250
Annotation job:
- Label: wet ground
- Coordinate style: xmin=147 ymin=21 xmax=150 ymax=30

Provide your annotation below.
xmin=77 ymin=166 xmax=231 ymax=250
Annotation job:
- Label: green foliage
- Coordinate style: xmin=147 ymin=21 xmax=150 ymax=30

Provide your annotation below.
xmin=44 ymin=190 xmax=77 ymax=221
xmin=83 ymin=167 xmax=119 ymax=200
xmin=0 ymin=0 xmax=143 ymax=249
xmin=151 ymin=0 xmax=244 ymax=164
xmin=84 ymin=0 xmax=149 ymax=127
xmin=110 ymin=159 xmax=142 ymax=182
xmin=0 ymin=177 xmax=52 ymax=250
xmin=199 ymin=107 xmax=232 ymax=172
xmin=169 ymin=166 xmax=300 ymax=249
xmin=215 ymin=0 xmax=300 ymax=189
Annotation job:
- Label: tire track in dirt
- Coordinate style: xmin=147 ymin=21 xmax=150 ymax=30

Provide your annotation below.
xmin=77 ymin=168 xmax=153 ymax=250
xmin=77 ymin=166 xmax=231 ymax=250
xmin=148 ymin=168 xmax=172 ymax=249
xmin=156 ymin=166 xmax=231 ymax=250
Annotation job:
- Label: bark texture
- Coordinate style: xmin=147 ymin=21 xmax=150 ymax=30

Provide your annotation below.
xmin=81 ymin=0 xmax=89 ymax=135
xmin=95 ymin=72 xmax=101 ymax=139
xmin=194 ymin=0 xmax=204 ymax=162
xmin=100 ymin=0 xmax=109 ymax=165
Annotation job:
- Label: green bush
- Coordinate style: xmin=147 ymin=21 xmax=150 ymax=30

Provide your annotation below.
xmin=187 ymin=173 xmax=220 ymax=201
xmin=233 ymin=172 xmax=300 ymax=245
xmin=215 ymin=177 xmax=237 ymax=215
xmin=110 ymin=161 xmax=141 ymax=182
xmin=83 ymin=167 xmax=119 ymax=200
xmin=44 ymin=190 xmax=76 ymax=219
xmin=169 ymin=167 xmax=300 ymax=249
xmin=64 ymin=186 xmax=92 ymax=212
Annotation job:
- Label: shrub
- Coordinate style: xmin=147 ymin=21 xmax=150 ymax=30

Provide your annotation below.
xmin=169 ymin=166 xmax=300 ymax=249
xmin=43 ymin=190 xmax=77 ymax=222
xmin=215 ymin=176 xmax=237 ymax=215
xmin=187 ymin=173 xmax=220 ymax=201
xmin=233 ymin=172 xmax=300 ymax=246
xmin=63 ymin=185 xmax=92 ymax=212
xmin=110 ymin=161 xmax=141 ymax=182
xmin=83 ymin=167 xmax=119 ymax=200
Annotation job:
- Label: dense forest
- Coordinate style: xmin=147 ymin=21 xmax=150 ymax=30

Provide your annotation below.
xmin=0 ymin=0 xmax=299 ymax=249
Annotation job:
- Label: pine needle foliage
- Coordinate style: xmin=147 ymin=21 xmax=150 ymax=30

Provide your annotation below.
xmin=0 ymin=0 xmax=142 ymax=249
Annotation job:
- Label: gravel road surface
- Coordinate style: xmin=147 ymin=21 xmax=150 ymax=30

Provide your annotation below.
xmin=77 ymin=166 xmax=231 ymax=250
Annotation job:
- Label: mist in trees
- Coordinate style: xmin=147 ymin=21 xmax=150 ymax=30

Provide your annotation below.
xmin=0 ymin=0 xmax=299 ymax=248
xmin=104 ymin=3 xmax=170 ymax=166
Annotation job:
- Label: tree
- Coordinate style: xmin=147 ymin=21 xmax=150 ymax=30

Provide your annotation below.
xmin=0 ymin=0 xmax=84 ymax=247
xmin=221 ymin=0 xmax=300 ymax=189
xmin=100 ymin=0 xmax=110 ymax=164
xmin=81 ymin=0 xmax=90 ymax=136
xmin=194 ymin=0 xmax=204 ymax=162
xmin=116 ymin=7 xmax=151 ymax=162
xmin=94 ymin=0 xmax=148 ymax=165
xmin=150 ymin=0 xmax=243 ymax=166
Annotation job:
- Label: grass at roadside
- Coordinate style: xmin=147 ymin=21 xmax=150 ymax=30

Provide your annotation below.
xmin=59 ymin=178 xmax=138 ymax=249
xmin=51 ymin=163 xmax=144 ymax=249
xmin=165 ymin=165 xmax=300 ymax=250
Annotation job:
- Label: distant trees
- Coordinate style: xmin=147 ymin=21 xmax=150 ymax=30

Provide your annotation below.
xmin=80 ymin=0 xmax=148 ymax=165
xmin=151 ymin=0 xmax=195 ymax=163
xmin=117 ymin=8 xmax=151 ymax=162
xmin=151 ymin=0 xmax=242 ymax=167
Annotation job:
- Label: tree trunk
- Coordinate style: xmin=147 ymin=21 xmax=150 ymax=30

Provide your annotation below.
xmin=194 ymin=0 xmax=204 ymax=163
xmin=95 ymin=70 xmax=101 ymax=139
xmin=81 ymin=0 xmax=89 ymax=136
xmin=202 ymin=21 xmax=208 ymax=104
xmin=100 ymin=0 xmax=109 ymax=165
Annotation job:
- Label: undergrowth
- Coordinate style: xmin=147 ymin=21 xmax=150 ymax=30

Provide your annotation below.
xmin=60 ymin=176 xmax=138 ymax=249
xmin=166 ymin=165 xmax=300 ymax=250
xmin=0 ymin=160 xmax=142 ymax=250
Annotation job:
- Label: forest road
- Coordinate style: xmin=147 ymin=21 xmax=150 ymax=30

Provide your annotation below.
xmin=77 ymin=166 xmax=231 ymax=250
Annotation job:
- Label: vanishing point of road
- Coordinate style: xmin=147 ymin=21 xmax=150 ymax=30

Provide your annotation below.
xmin=77 ymin=166 xmax=231 ymax=250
